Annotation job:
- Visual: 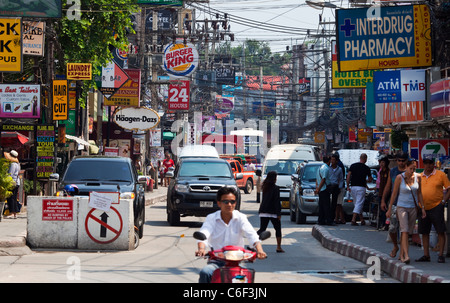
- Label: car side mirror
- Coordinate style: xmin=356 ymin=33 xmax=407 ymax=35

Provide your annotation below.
xmin=235 ymin=173 xmax=243 ymax=180
xmin=49 ymin=173 xmax=60 ymax=182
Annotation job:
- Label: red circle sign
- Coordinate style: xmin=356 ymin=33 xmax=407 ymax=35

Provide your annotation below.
xmin=85 ymin=207 xmax=123 ymax=244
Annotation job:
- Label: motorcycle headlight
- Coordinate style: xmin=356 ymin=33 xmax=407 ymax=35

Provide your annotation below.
xmin=175 ymin=184 xmax=189 ymax=193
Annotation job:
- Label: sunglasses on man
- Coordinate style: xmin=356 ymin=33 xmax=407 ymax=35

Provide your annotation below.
xmin=220 ymin=200 xmax=236 ymax=204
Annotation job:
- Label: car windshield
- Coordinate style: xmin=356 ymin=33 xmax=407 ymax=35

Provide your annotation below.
xmin=302 ymin=165 xmax=321 ymax=182
xmin=263 ymin=159 xmax=303 ymax=175
xmin=63 ymin=160 xmax=133 ymax=182
xmin=179 ymin=162 xmax=232 ymax=178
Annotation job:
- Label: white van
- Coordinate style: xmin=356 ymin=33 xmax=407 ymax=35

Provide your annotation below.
xmin=262 ymin=144 xmax=320 ymax=209
xmin=177 ymin=145 xmax=220 ymax=161
xmin=337 ymin=149 xmax=379 ymax=168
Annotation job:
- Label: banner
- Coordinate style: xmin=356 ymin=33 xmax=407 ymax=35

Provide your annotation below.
xmin=0 ymin=18 xmax=22 ymax=72
xmin=336 ymin=5 xmax=431 ymax=71
xmin=0 ymin=84 xmax=40 ymax=118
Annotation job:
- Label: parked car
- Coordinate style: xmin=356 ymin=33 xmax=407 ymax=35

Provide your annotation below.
xmin=289 ymin=161 xmax=355 ymax=224
xmin=49 ymin=156 xmax=147 ymax=240
xmin=262 ymin=144 xmax=320 ymax=209
xmin=165 ymin=157 xmax=242 ymax=226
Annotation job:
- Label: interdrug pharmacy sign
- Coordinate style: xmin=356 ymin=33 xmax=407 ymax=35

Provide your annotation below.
xmin=336 ymin=5 xmax=431 ymax=72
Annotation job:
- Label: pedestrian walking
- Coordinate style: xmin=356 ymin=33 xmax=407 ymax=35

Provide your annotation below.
xmin=329 ymin=154 xmax=344 ymax=224
xmin=255 ymin=169 xmax=262 ymax=203
xmin=257 ymin=171 xmax=284 ymax=252
xmin=386 ymin=159 xmax=426 ymax=264
xmin=162 ymin=152 xmax=175 ymax=186
xmin=346 ymin=153 xmax=373 ymax=226
xmin=416 ymin=156 xmax=450 ymax=263
xmin=315 ymin=156 xmax=333 ymax=225
xmin=6 ymin=150 xmax=21 ymax=219
xmin=380 ymin=152 xmax=408 ymax=258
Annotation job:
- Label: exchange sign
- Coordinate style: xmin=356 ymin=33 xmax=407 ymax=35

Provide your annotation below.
xmin=336 ymin=5 xmax=431 ymax=72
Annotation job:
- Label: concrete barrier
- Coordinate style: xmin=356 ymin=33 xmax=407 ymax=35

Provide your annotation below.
xmin=27 ymin=195 xmax=134 ymax=250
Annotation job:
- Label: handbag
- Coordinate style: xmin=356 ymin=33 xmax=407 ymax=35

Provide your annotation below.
xmin=402 ymin=174 xmax=421 ymax=213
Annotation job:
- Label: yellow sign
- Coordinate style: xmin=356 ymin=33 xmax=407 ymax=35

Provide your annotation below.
xmin=67 ymin=63 xmax=92 ymax=80
xmin=314 ymin=131 xmax=325 ymax=144
xmin=0 ymin=18 xmax=22 ymax=72
xmin=52 ymin=80 xmax=68 ymax=121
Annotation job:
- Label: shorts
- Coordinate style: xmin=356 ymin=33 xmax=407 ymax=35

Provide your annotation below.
xmin=388 ymin=205 xmax=399 ymax=234
xmin=397 ymin=206 xmax=417 ymax=234
xmin=418 ymin=203 xmax=446 ymax=234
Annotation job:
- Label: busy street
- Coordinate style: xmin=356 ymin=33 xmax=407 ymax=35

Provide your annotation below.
xmin=0 ymin=187 xmax=400 ymax=284
xmin=1 ymin=0 xmax=450 ymax=289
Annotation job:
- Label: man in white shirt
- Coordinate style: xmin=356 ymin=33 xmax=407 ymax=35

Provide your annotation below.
xmin=195 ymin=186 xmax=267 ymax=283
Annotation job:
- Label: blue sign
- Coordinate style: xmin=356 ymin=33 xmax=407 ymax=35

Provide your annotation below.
xmin=336 ymin=5 xmax=431 ymax=71
xmin=373 ymin=69 xmax=425 ymax=103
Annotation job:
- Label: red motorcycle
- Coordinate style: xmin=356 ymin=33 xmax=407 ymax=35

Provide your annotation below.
xmin=193 ymin=231 xmax=270 ymax=283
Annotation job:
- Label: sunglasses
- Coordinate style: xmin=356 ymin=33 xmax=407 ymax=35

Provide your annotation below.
xmin=220 ymin=200 xmax=236 ymax=205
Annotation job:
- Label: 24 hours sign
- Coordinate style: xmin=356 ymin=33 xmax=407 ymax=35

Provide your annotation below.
xmin=0 ymin=18 xmax=22 ymax=72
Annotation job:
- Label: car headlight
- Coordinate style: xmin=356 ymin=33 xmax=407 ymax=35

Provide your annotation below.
xmin=175 ymin=184 xmax=189 ymax=193
xmin=120 ymin=192 xmax=135 ymax=200
xmin=302 ymin=188 xmax=315 ymax=196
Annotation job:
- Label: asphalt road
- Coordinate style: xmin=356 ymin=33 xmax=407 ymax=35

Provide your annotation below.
xmin=0 ymin=191 xmax=398 ymax=284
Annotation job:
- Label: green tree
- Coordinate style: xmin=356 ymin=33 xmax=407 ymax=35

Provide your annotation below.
xmin=54 ymin=0 xmax=138 ymax=106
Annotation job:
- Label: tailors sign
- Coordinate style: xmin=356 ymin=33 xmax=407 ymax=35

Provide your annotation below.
xmin=336 ymin=5 xmax=431 ymax=72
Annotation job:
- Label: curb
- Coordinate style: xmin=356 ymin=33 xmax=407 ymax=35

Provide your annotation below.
xmin=312 ymin=225 xmax=449 ymax=283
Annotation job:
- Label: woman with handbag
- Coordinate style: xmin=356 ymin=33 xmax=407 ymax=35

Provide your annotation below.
xmin=386 ymin=159 xmax=426 ymax=264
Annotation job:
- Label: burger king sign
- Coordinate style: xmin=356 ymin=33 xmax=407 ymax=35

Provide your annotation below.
xmin=163 ymin=42 xmax=199 ymax=78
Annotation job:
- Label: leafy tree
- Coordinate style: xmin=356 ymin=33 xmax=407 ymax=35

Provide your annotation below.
xmin=54 ymin=0 xmax=138 ymax=106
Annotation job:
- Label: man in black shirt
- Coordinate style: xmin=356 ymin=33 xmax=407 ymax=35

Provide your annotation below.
xmin=346 ymin=153 xmax=373 ymax=225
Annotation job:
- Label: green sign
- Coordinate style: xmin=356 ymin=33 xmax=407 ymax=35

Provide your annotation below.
xmin=137 ymin=0 xmax=182 ymax=5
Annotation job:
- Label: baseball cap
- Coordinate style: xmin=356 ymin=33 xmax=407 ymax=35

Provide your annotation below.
xmin=422 ymin=154 xmax=435 ymax=163
xmin=396 ymin=152 xmax=408 ymax=160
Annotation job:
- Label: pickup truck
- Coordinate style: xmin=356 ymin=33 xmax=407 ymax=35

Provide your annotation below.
xmin=226 ymin=159 xmax=254 ymax=194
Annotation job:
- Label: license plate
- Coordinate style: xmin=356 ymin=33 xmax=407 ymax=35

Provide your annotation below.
xmin=200 ymin=201 xmax=213 ymax=207
xmin=281 ymin=201 xmax=289 ymax=208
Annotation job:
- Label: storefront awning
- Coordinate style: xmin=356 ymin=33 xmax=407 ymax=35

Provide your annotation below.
xmin=163 ymin=132 xmax=176 ymax=140
xmin=65 ymin=134 xmax=90 ymax=147
xmin=1 ymin=131 xmax=29 ymax=145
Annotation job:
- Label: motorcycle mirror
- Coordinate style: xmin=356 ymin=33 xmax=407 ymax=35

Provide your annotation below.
xmin=193 ymin=231 xmax=207 ymax=241
xmin=259 ymin=231 xmax=271 ymax=241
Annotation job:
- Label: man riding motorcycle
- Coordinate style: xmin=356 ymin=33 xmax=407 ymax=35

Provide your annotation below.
xmin=195 ymin=186 xmax=267 ymax=283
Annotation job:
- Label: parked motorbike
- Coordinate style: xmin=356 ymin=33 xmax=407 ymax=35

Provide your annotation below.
xmin=193 ymin=230 xmax=270 ymax=283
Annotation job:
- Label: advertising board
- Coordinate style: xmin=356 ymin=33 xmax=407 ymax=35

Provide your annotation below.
xmin=162 ymin=42 xmax=199 ymax=78
xmin=336 ymin=5 xmax=431 ymax=72
xmin=0 ymin=84 xmax=40 ymax=118
xmin=373 ymin=69 xmax=425 ymax=103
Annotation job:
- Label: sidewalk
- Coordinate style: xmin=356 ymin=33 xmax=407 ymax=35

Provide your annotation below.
xmin=313 ymin=223 xmax=450 ymax=283
xmin=0 ymin=186 xmax=168 ymax=256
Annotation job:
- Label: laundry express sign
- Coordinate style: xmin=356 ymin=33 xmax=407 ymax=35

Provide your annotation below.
xmin=113 ymin=107 xmax=160 ymax=131
xmin=162 ymin=42 xmax=198 ymax=78
xmin=336 ymin=5 xmax=431 ymax=71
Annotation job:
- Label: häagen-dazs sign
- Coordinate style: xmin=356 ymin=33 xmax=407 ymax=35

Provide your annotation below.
xmin=113 ymin=107 xmax=160 ymax=131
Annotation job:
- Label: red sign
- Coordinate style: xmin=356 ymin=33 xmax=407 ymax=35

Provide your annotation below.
xmin=168 ymin=80 xmax=190 ymax=110
xmin=42 ymin=199 xmax=73 ymax=221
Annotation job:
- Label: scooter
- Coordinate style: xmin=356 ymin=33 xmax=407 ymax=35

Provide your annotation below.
xmin=193 ymin=230 xmax=271 ymax=283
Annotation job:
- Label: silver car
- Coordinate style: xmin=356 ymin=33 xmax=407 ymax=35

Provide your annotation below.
xmin=289 ymin=161 xmax=355 ymax=224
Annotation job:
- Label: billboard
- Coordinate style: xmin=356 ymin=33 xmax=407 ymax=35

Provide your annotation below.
xmin=336 ymin=5 xmax=431 ymax=72
xmin=331 ymin=40 xmax=376 ymax=88
xmin=373 ymin=69 xmax=426 ymax=103
xmin=0 ymin=0 xmax=62 ymax=18
xmin=0 ymin=84 xmax=41 ymax=118
xmin=430 ymin=78 xmax=450 ymax=119
xmin=0 ymin=18 xmax=22 ymax=72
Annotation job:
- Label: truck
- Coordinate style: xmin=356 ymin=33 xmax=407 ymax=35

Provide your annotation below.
xmin=226 ymin=159 xmax=255 ymax=194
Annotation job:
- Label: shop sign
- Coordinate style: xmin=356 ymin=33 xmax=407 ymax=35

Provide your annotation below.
xmin=0 ymin=18 xmax=22 ymax=72
xmin=104 ymin=69 xmax=141 ymax=107
xmin=336 ymin=5 xmax=431 ymax=72
xmin=36 ymin=124 xmax=55 ymax=179
xmin=113 ymin=107 xmax=160 ymax=131
xmin=162 ymin=42 xmax=198 ymax=78
xmin=168 ymin=80 xmax=189 ymax=110
xmin=67 ymin=63 xmax=92 ymax=80
xmin=0 ymin=84 xmax=40 ymax=118
xmin=23 ymin=21 xmax=45 ymax=56
xmin=374 ymin=69 xmax=425 ymax=103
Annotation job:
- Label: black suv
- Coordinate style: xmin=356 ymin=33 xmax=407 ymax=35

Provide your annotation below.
xmin=166 ymin=157 xmax=242 ymax=226
xmin=49 ymin=156 xmax=146 ymax=241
